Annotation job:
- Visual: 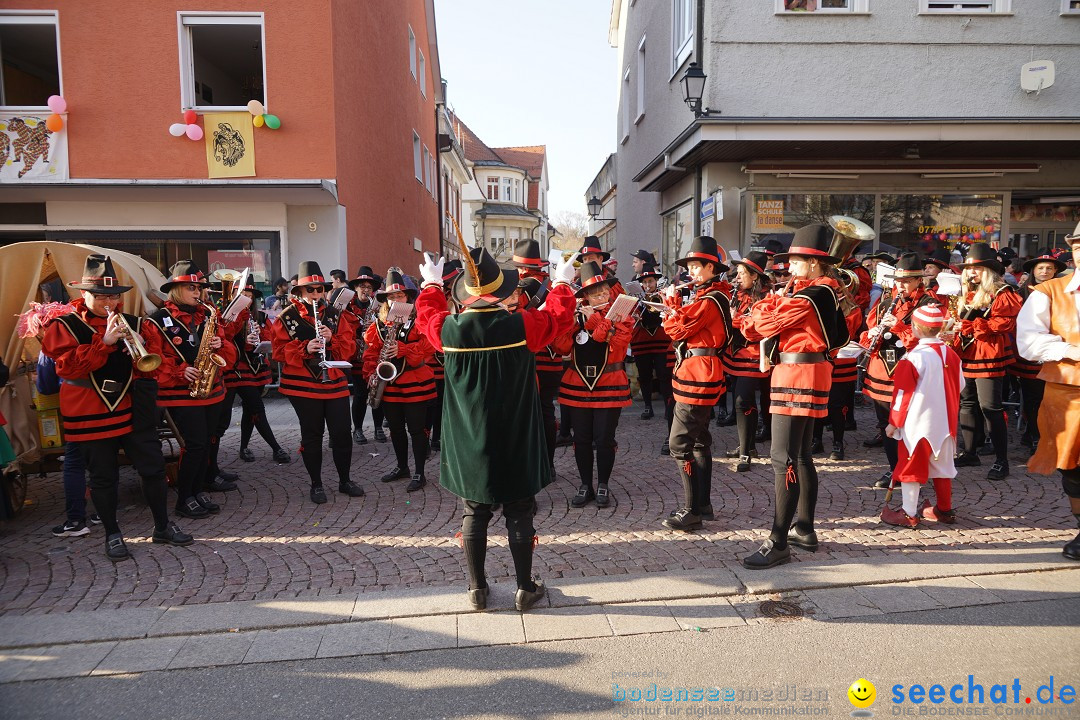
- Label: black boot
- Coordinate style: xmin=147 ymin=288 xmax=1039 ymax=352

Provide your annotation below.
xmin=662 ymin=460 xmax=701 ymax=531
xmin=1064 ymin=515 xmax=1080 ymax=562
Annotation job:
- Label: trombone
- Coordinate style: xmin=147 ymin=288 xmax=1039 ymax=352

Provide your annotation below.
xmin=108 ymin=309 xmax=161 ymax=372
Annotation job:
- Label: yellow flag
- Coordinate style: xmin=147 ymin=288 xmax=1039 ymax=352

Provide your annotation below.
xmin=204 ymin=112 xmax=255 ymax=178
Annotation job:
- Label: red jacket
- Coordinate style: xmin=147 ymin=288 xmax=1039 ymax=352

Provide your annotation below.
xmin=662 ymin=279 xmax=730 ymax=406
xmin=222 ymin=308 xmax=271 ymax=388
xmin=859 ymin=285 xmax=931 ymax=405
xmin=724 ymin=290 xmax=769 ymax=379
xmin=552 ymin=308 xmax=633 ymax=409
xmin=953 ymin=287 xmax=1023 ymax=379
xmin=143 ymin=301 xmax=235 ymax=407
xmin=269 ymin=298 xmax=356 ymax=400
xmin=362 ymin=316 xmax=436 ymax=404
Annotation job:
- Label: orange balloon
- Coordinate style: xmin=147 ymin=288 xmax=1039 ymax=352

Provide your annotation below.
xmin=45 ymin=114 xmax=64 ymax=132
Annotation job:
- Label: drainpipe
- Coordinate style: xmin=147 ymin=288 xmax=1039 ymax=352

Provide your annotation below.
xmin=691 ymin=0 xmax=706 ymax=238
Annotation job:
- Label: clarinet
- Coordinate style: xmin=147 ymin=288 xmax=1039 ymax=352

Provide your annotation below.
xmin=857 ymin=288 xmax=904 ymax=371
xmin=311 ymin=300 xmax=330 ymax=383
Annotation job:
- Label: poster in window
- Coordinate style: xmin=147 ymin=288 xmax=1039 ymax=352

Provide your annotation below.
xmin=754 ymin=198 xmax=785 ymax=232
xmin=0 ymin=113 xmax=69 ymax=183
xmin=203 ymin=112 xmax=256 ymax=179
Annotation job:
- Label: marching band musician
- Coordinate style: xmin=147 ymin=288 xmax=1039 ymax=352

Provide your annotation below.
xmin=217 ymin=279 xmax=290 ymax=466
xmin=1016 ymin=223 xmax=1080 ymax=562
xmin=659 ymin=236 xmax=731 ymax=532
xmin=740 ymin=225 xmax=849 ymax=568
xmin=950 ymin=244 xmax=1023 ymax=480
xmin=269 ymin=261 xmax=365 ymax=504
xmin=859 ymin=252 xmax=936 ymax=489
xmin=511 ymin=239 xmax=549 ymax=282
xmin=141 ymin=260 xmax=236 ymax=519
xmin=630 ymin=249 xmax=657 ymax=281
xmin=425 ymin=261 xmax=463 ymax=452
xmin=346 ymin=266 xmax=383 ymax=445
xmin=511 ymin=275 xmax=564 ymax=470
xmin=1012 ymin=251 xmax=1069 ymax=451
xmin=42 ymin=254 xmax=193 ymax=560
xmin=552 ymin=261 xmax=634 ymax=509
xmin=363 ymin=268 xmax=437 ymax=492
xmin=923 ymin=248 xmax=954 ymax=302
xmin=631 ymin=264 xmax=672 ymax=422
xmin=724 ymin=251 xmax=772 ymax=472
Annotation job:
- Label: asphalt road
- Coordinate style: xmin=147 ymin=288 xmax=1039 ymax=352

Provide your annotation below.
xmin=3 ymin=598 xmax=1077 ymax=720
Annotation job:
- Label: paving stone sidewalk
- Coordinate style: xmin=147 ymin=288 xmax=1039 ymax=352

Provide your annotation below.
xmin=0 ymin=395 xmax=1075 ymax=616
xmin=0 ymin=549 xmax=1075 ymax=683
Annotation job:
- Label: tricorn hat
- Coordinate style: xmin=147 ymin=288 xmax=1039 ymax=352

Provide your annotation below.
xmin=893 ymin=252 xmax=926 ymax=279
xmin=923 ymin=248 xmax=953 ymax=272
xmin=579 ymin=237 xmax=610 ymax=262
xmin=960 ymin=243 xmax=1006 ymax=276
xmin=160 ymin=259 xmax=211 ymax=293
xmin=1022 ymin=251 xmax=1067 ymax=275
xmin=511 ymin=239 xmax=547 ymax=269
xmin=451 ymin=248 xmax=519 ymax=308
xmin=290 ymin=261 xmax=334 ymax=295
xmin=675 ymin=236 xmax=729 ymax=273
xmin=863 ymin=251 xmax=896 ymax=264
xmin=732 ymin=250 xmax=770 ymax=277
xmin=376 ymin=267 xmax=418 ymax=303
xmin=442 ymin=259 xmax=463 ymax=284
xmin=773 ymin=225 xmax=840 ymax=264
xmin=348 ymin=265 xmax=383 ymax=290
xmin=636 ymin=263 xmax=663 ymax=280
xmin=575 ymin=261 xmax=615 ymax=298
xmin=68 ymin=254 xmax=132 ymax=294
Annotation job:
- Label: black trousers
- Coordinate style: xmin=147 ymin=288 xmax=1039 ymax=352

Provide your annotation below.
xmin=768 ymin=414 xmax=819 ymax=547
xmin=732 ymin=375 xmax=770 ymax=456
xmin=217 ymin=386 xmax=281 ymax=452
xmin=960 ymin=376 xmax=1008 ymax=462
xmin=1019 ymin=377 xmax=1045 ymax=442
xmin=873 ymin=400 xmax=899 ymax=470
xmin=569 ymin=405 xmax=621 ymax=488
xmin=636 ymin=352 xmax=671 ymax=410
xmin=668 ymin=402 xmax=713 ymax=514
xmin=814 ymin=380 xmax=856 ymax=447
xmin=537 ymin=371 xmax=561 ymax=466
xmin=383 ymin=400 xmax=430 ymax=476
xmin=77 ymin=427 xmax=169 ymax=537
xmin=351 ymin=377 xmax=384 ymax=432
xmin=460 ymin=497 xmax=537 ymax=590
xmin=287 ymin=395 xmax=352 ymax=487
xmin=426 ymin=379 xmax=445 ymax=442
xmin=170 ymin=403 xmax=222 ymax=503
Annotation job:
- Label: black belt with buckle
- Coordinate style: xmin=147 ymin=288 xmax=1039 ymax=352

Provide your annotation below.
xmin=685 ymin=348 xmax=719 ymax=358
xmin=582 ymin=362 xmax=625 ymax=378
xmin=63 ymin=378 xmax=123 ymax=393
xmin=778 ymin=352 xmax=826 ymax=364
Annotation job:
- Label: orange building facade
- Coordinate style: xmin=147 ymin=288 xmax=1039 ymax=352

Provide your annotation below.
xmin=0 ymin=0 xmax=443 ymax=287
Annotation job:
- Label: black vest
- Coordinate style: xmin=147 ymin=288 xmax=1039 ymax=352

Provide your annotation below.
xmin=764 ymin=284 xmax=848 ymax=364
xmin=55 ymin=313 xmax=136 ymax=411
xmin=148 ymin=307 xmax=203 ymax=365
xmin=571 ymin=313 xmax=610 ymax=391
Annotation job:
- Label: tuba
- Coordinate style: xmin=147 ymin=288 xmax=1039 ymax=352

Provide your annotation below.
xmin=827 ymin=214 xmax=876 ymax=314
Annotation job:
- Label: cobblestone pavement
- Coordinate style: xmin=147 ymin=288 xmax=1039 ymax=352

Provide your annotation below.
xmin=0 ymin=392 xmax=1073 ymax=615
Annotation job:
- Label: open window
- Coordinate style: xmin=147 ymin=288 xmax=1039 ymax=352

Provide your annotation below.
xmin=178 ymin=13 xmax=265 ymax=110
xmin=0 ymin=12 xmax=61 ymax=108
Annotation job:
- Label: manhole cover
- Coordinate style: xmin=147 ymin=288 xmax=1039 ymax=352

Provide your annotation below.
xmin=759 ymin=600 xmax=804 ymax=619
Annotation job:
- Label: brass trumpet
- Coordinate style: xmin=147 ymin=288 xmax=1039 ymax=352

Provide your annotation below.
xmin=108 ymin=309 xmax=161 ymax=372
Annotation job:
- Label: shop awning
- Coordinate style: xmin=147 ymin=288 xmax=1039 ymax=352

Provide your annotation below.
xmin=0 ymin=178 xmax=340 ymax=205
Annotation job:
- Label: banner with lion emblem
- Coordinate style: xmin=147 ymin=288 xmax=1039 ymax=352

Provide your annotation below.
xmin=204 ymin=112 xmax=255 ymax=179
xmin=0 ymin=113 xmax=68 ymax=183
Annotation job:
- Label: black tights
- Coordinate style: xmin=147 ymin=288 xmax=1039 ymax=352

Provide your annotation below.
xmin=1019 ymin=377 xmax=1044 ymax=442
xmin=351 ymin=377 xmax=384 ymax=431
xmin=170 ymin=403 xmax=221 ymax=503
xmin=768 ymin=414 xmax=819 ymax=548
xmin=814 ymin=380 xmax=856 ymax=447
xmin=538 ymin=371 xmax=561 ymax=466
xmin=732 ymin=375 xmax=769 ymax=455
xmin=287 ymin=395 xmax=352 ymax=487
xmin=960 ymin=376 xmax=1008 ymax=462
xmin=873 ymin=400 xmax=899 ymax=469
xmin=426 ymin=379 xmax=444 ymax=442
xmin=218 ymin=386 xmax=282 ymax=452
xmin=78 ymin=429 xmax=169 ymax=536
xmin=637 ymin=352 xmax=671 ymax=411
xmin=569 ymin=406 xmax=621 ymax=488
xmin=383 ymin=400 xmax=430 ymax=475
xmin=461 ymin=497 xmax=538 ymax=591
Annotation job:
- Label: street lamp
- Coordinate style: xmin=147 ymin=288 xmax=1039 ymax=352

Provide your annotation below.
xmin=681 ymin=62 xmax=708 ymax=116
xmin=587 ymin=196 xmax=616 ymax=222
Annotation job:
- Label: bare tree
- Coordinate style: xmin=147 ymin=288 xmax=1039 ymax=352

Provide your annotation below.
xmin=552 ymin=210 xmax=589 ymax=250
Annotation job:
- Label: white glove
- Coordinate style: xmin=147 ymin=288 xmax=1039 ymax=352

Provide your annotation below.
xmin=551 ymin=253 xmax=578 ymax=286
xmin=419 ymin=253 xmax=445 ymax=287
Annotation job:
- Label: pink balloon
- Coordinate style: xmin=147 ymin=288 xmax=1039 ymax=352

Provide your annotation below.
xmin=185 ymin=124 xmax=203 ymax=141
xmin=47 ymin=95 xmax=67 ymax=113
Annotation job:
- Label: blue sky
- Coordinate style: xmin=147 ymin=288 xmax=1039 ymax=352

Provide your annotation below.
xmin=434 ymin=0 xmax=619 ymax=218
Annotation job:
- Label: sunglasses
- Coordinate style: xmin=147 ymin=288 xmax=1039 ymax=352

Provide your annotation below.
xmin=303 ymin=286 xmax=326 ymax=294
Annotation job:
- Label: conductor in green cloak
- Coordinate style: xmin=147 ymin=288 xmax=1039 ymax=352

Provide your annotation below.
xmin=415 ymin=246 xmax=578 ymax=612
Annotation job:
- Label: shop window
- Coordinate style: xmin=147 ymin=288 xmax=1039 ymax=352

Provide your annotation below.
xmin=919 ymin=1 xmax=1009 ymax=13
xmin=179 ymin=14 xmax=265 ymax=109
xmin=662 ymin=201 xmax=694 ymax=277
xmin=879 ymin=194 xmax=1002 ymax=256
xmin=777 ymin=0 xmax=869 ymax=11
xmin=747 ymin=193 xmax=875 ymax=255
xmin=0 ymin=12 xmax=60 ymax=107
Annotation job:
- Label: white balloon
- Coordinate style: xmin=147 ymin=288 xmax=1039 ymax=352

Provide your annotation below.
xmin=168 ymin=123 xmax=187 ymax=137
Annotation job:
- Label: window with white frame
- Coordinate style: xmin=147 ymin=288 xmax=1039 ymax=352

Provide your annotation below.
xmin=413 ymin=132 xmax=422 ymax=182
xmin=179 ymin=13 xmax=264 ymax=109
xmin=671 ymin=0 xmax=693 ymax=74
xmin=1064 ymin=0 xmax=1080 ymax=12
xmin=502 ymin=177 xmax=512 ymax=203
xmin=513 ymin=179 xmax=521 ymax=205
xmin=408 ymin=25 xmax=416 ymax=79
xmin=621 ymin=67 xmax=631 ymax=144
xmin=419 ymin=50 xmax=426 ymax=96
xmin=776 ymin=0 xmax=869 ymax=11
xmin=919 ymin=0 xmax=1009 ymax=12
xmin=486 ymin=176 xmax=499 ymax=200
xmin=422 ymin=145 xmax=431 ymax=192
xmin=636 ymin=34 xmax=646 ymax=123
xmin=0 ymin=12 xmax=60 ymax=107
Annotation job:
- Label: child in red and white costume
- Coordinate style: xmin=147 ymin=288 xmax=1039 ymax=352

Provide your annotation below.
xmin=883 ymin=304 xmax=965 ymax=527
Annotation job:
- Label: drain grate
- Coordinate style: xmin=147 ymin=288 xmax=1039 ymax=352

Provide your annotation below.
xmin=759 ymin=599 xmax=804 ymax=619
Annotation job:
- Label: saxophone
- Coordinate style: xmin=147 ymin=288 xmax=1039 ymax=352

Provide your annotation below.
xmin=189 ymin=301 xmax=228 ymax=398
xmin=368 ymin=316 xmax=407 ymax=409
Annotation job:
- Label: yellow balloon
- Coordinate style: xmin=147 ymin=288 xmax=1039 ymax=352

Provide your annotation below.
xmin=848 ymin=679 xmax=876 ymax=709
xmin=253 ymin=114 xmax=264 ymax=128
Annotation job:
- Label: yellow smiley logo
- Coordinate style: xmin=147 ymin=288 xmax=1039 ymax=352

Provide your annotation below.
xmin=848 ymin=679 xmax=876 ymax=709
